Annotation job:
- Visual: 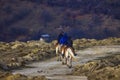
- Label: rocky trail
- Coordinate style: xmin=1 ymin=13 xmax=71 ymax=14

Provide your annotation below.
xmin=12 ymin=45 xmax=120 ymax=80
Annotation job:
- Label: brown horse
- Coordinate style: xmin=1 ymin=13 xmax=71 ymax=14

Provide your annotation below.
xmin=55 ymin=43 xmax=77 ymax=68
xmin=61 ymin=45 xmax=77 ymax=68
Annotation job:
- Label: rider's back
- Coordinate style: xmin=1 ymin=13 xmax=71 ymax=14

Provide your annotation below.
xmin=59 ymin=33 xmax=68 ymax=45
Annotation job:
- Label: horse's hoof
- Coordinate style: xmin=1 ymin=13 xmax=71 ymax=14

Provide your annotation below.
xmin=68 ymin=66 xmax=72 ymax=68
xmin=62 ymin=62 xmax=66 ymax=65
xmin=67 ymin=65 xmax=72 ymax=68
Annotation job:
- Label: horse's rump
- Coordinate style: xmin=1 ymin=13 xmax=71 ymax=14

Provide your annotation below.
xmin=65 ymin=47 xmax=76 ymax=59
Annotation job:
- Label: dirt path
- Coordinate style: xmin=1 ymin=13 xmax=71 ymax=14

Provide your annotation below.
xmin=12 ymin=45 xmax=120 ymax=80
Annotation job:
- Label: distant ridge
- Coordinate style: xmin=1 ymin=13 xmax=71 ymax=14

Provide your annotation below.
xmin=0 ymin=0 xmax=120 ymax=42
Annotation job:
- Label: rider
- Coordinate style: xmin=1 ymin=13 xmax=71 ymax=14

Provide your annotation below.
xmin=59 ymin=32 xmax=68 ymax=46
xmin=57 ymin=32 xmax=77 ymax=56
xmin=59 ymin=32 xmax=68 ymax=57
xmin=57 ymin=31 xmax=64 ymax=44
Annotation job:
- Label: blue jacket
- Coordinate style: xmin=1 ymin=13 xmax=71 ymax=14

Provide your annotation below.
xmin=60 ymin=33 xmax=68 ymax=45
xmin=58 ymin=33 xmax=63 ymax=43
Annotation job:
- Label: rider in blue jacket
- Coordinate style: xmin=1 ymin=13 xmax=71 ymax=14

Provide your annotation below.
xmin=59 ymin=33 xmax=68 ymax=45
xmin=57 ymin=31 xmax=64 ymax=44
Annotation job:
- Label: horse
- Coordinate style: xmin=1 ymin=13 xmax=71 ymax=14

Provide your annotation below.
xmin=61 ymin=45 xmax=76 ymax=68
xmin=55 ymin=43 xmax=63 ymax=61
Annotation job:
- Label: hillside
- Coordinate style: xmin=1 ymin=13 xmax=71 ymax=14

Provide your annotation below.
xmin=0 ymin=0 xmax=120 ymax=41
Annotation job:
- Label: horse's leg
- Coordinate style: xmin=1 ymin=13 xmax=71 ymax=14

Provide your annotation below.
xmin=62 ymin=56 xmax=64 ymax=65
xmin=56 ymin=54 xmax=59 ymax=61
xmin=56 ymin=52 xmax=61 ymax=61
xmin=67 ymin=56 xmax=72 ymax=68
xmin=66 ymin=56 xmax=69 ymax=67
xmin=65 ymin=57 xmax=67 ymax=64
xmin=69 ymin=57 xmax=72 ymax=68
xmin=59 ymin=53 xmax=62 ymax=61
xmin=58 ymin=54 xmax=60 ymax=61
xmin=57 ymin=53 xmax=61 ymax=61
xmin=62 ymin=55 xmax=66 ymax=65
xmin=61 ymin=50 xmax=65 ymax=63
xmin=56 ymin=46 xmax=60 ymax=61
xmin=61 ymin=50 xmax=64 ymax=64
xmin=58 ymin=45 xmax=62 ymax=61
xmin=63 ymin=50 xmax=67 ymax=65
xmin=56 ymin=51 xmax=59 ymax=61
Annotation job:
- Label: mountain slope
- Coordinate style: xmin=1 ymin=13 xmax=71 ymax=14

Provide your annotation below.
xmin=0 ymin=0 xmax=120 ymax=41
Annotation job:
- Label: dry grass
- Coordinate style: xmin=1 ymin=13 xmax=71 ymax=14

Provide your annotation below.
xmin=72 ymin=53 xmax=120 ymax=80
xmin=73 ymin=37 xmax=120 ymax=50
